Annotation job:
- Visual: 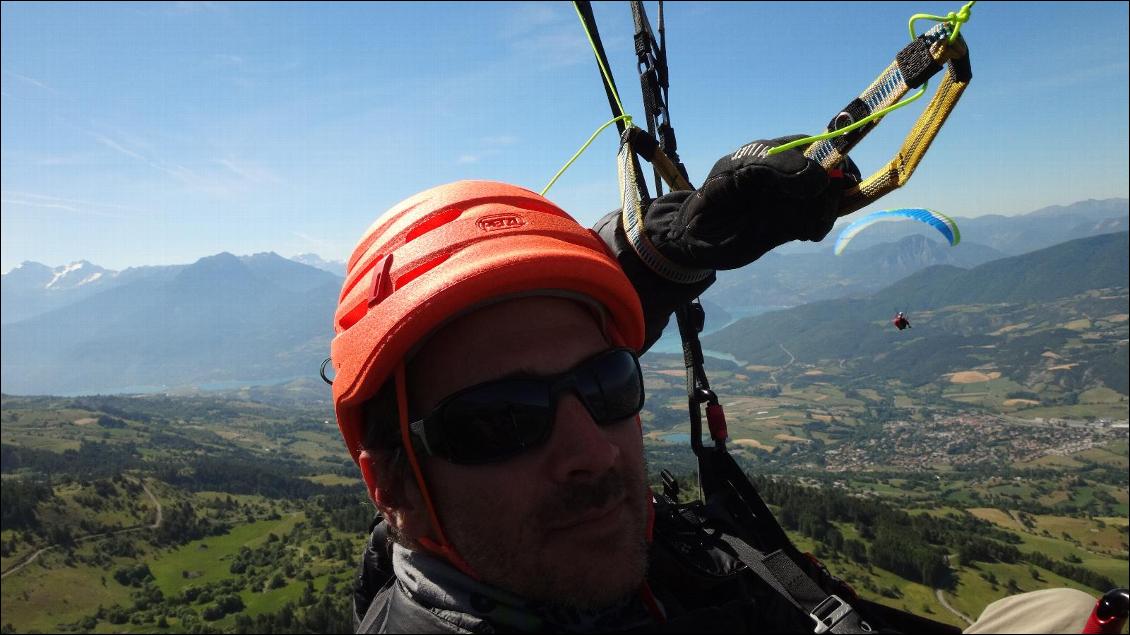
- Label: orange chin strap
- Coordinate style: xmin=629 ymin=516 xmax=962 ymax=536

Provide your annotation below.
xmin=394 ymin=361 xmax=479 ymax=579
xmin=638 ymin=414 xmax=656 ymax=545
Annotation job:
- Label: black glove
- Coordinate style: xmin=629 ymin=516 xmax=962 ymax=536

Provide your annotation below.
xmin=644 ymin=135 xmax=860 ymax=270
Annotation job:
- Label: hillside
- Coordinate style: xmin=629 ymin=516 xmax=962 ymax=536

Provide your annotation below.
xmin=1 ymin=392 xmax=1125 ymax=633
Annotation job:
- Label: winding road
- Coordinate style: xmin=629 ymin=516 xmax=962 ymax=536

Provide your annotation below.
xmin=935 ymin=589 xmax=974 ymax=626
xmin=1 ymin=477 xmax=162 ymax=580
xmin=769 ymin=344 xmax=796 ymax=384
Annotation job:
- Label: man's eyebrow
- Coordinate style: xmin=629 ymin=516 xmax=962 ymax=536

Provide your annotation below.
xmin=485 ymin=361 xmax=577 ymax=382
xmin=494 ymin=367 xmax=554 ymax=381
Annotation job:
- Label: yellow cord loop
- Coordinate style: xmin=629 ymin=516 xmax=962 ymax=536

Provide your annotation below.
xmin=541 ymin=114 xmax=632 ymax=196
xmin=910 ymin=0 xmax=976 ymax=43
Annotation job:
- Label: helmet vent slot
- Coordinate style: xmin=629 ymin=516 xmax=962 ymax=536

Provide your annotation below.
xmin=405 ymin=207 xmax=463 ymax=243
xmin=395 ymin=253 xmax=452 ymax=290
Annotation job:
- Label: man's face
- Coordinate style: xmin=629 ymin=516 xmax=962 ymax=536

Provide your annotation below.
xmin=406 ymin=296 xmax=650 ymax=610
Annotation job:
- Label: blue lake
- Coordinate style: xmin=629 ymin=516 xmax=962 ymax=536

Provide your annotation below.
xmin=66 ymin=376 xmax=309 ymax=396
xmin=644 ymin=305 xmax=783 ymax=366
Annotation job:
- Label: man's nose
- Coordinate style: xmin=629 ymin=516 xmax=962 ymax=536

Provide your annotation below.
xmin=546 ymin=392 xmax=620 ymax=482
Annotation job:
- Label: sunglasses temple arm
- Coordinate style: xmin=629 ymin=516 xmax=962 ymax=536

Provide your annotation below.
xmin=408 ymin=419 xmax=435 ymax=457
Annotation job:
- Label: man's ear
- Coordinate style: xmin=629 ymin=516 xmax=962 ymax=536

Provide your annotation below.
xmin=358 ymin=450 xmax=432 ymax=544
xmin=358 ymin=450 xmax=403 ymax=509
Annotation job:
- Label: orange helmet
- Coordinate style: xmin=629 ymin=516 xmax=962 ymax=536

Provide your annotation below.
xmin=332 ymin=180 xmax=645 ymax=462
xmin=330 ymin=180 xmax=645 ymax=573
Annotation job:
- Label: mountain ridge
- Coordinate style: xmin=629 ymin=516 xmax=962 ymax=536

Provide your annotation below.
xmin=1 ymin=253 xmax=342 ymax=395
xmin=702 ymin=232 xmax=1129 ymax=394
xmin=2 ymin=202 xmax=1126 ymax=396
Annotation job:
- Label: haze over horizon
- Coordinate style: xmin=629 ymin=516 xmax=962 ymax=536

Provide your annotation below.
xmin=3 ymin=1 xmax=1128 ymax=271
xmin=0 ymin=196 xmax=1124 ymax=276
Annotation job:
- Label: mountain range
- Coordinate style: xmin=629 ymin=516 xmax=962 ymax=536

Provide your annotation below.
xmin=0 ymin=253 xmax=347 ymax=326
xmin=1 ymin=252 xmax=340 ymax=395
xmin=704 ymin=233 xmax=1007 ymax=309
xmin=1 ymin=199 xmax=1126 ymax=396
xmin=703 ymin=231 xmax=1129 ymax=394
xmin=289 ymin=253 xmax=346 ymax=277
xmin=704 ymin=198 xmax=1127 ymax=308
xmin=775 ymin=198 xmax=1128 ymax=255
xmin=1 ymin=261 xmax=181 ymax=325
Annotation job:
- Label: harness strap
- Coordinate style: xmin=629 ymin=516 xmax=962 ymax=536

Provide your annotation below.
xmin=618 ymin=138 xmax=712 ymax=285
xmin=704 ymin=449 xmax=797 ymax=553
xmin=719 ymin=536 xmax=876 ymax=634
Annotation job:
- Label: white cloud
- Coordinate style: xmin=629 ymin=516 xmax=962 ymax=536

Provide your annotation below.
xmin=457 ymin=154 xmax=480 ymax=164
xmin=92 ymin=133 xmax=149 ymax=163
xmin=1 ymin=69 xmax=55 ymax=93
xmin=0 ymin=192 xmax=149 ymax=218
xmin=501 ymin=3 xmax=568 ymax=37
xmin=1 ymin=198 xmax=80 ymax=212
xmin=89 ymin=131 xmax=273 ymax=198
xmin=95 ymin=134 xmax=204 ymax=187
xmin=494 ymin=2 xmax=588 ymax=71
xmin=290 ymin=231 xmax=338 ymax=255
xmin=217 ymin=158 xmax=283 ymax=185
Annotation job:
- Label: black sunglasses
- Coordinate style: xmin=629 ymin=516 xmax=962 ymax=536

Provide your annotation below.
xmin=408 ymin=348 xmax=644 ymax=465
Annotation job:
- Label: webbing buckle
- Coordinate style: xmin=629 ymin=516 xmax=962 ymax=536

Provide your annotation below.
xmin=810 ymin=594 xmax=853 ymax=634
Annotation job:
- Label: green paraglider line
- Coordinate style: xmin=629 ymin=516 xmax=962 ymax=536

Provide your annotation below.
xmin=910 ymin=0 xmax=976 ymax=44
xmin=541 ymin=115 xmax=633 ymax=196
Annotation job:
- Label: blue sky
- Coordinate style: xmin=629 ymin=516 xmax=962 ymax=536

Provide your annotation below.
xmin=2 ymin=1 xmax=1127 ymax=272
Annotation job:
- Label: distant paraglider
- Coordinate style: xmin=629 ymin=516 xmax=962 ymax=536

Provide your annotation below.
xmin=834 ymin=208 xmax=961 ymax=255
xmin=892 ymin=312 xmax=912 ymax=330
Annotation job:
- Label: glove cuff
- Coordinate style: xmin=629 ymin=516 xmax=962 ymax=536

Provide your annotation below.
xmin=621 ymin=190 xmax=713 ymax=285
xmin=594 ymin=209 xmax=715 ymax=351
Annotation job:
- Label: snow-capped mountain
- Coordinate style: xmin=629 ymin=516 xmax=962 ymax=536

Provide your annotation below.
xmin=289 ymin=253 xmax=346 ymax=277
xmin=2 ymin=261 xmax=121 ymax=324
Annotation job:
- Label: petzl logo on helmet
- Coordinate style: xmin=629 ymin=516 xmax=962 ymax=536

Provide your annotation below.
xmin=477 ymin=213 xmax=526 ymax=232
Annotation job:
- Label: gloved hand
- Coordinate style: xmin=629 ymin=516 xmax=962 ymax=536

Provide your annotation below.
xmin=644 ymin=135 xmax=860 ymax=271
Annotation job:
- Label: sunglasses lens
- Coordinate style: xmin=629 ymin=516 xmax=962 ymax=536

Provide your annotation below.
xmin=424 ymin=349 xmax=644 ymax=464
xmin=439 ymin=380 xmax=552 ymax=464
xmin=577 ymin=349 xmax=644 ymax=423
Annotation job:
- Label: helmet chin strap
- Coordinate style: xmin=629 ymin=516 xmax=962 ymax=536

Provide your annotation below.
xmin=640 ymin=417 xmax=656 ymax=545
xmin=395 ymin=361 xmax=479 ymax=579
